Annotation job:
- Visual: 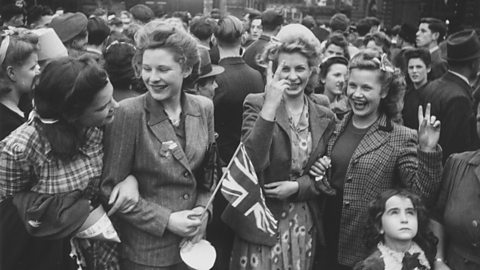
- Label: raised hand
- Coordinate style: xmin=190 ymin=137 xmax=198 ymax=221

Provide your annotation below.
xmin=260 ymin=61 xmax=290 ymax=121
xmin=418 ymin=103 xmax=441 ymax=152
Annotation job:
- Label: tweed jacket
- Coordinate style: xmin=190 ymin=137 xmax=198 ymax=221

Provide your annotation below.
xmin=421 ymin=71 xmax=479 ymax=163
xmin=100 ymin=92 xmax=215 ymax=267
xmin=326 ymin=112 xmax=443 ymax=267
xmin=222 ymin=93 xmax=335 ymax=246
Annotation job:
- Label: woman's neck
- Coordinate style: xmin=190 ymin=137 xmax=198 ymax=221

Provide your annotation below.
xmin=384 ymin=239 xmax=413 ymax=253
xmin=352 ymin=111 xmax=379 ymax=129
xmin=161 ymin=93 xmax=182 ymax=119
xmin=325 ymin=90 xmax=339 ymax=103
xmin=0 ymin=89 xmax=23 ymax=116
xmin=284 ymin=94 xmax=305 ymax=112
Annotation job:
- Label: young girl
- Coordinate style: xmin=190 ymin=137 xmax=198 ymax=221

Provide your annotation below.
xmin=354 ymin=189 xmax=437 ymax=270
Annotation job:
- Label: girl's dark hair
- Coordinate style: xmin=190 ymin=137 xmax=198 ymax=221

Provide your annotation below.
xmin=349 ymin=50 xmax=406 ymax=123
xmin=364 ymin=189 xmax=438 ymax=265
xmin=34 ymin=56 xmax=109 ymax=159
xmin=364 ymin=32 xmax=392 ymax=57
xmin=0 ymin=30 xmax=39 ymax=95
xmin=320 ymin=55 xmax=349 ymax=79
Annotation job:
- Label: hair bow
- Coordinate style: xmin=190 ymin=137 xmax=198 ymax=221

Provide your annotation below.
xmin=373 ymin=53 xmax=396 ymax=73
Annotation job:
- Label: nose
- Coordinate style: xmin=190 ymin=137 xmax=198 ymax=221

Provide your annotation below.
xmin=400 ymin=211 xmax=408 ymax=223
xmin=287 ymin=70 xmax=298 ymax=81
xmin=111 ymin=98 xmax=120 ymax=109
xmin=150 ymin=69 xmax=161 ymax=82
xmin=213 ymin=80 xmax=218 ymax=90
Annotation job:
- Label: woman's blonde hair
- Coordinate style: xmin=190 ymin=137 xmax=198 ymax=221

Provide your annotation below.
xmin=260 ymin=24 xmax=321 ymax=95
xmin=349 ymin=50 xmax=406 ymax=123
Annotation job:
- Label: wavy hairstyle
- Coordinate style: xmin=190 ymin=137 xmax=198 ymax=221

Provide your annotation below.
xmin=261 ymin=24 xmax=321 ymax=95
xmin=0 ymin=30 xmax=39 ymax=95
xmin=133 ymin=19 xmax=200 ymax=81
xmin=34 ymin=56 xmax=109 ymax=159
xmin=349 ymin=50 xmax=406 ymax=123
xmin=363 ymin=189 xmax=438 ymax=265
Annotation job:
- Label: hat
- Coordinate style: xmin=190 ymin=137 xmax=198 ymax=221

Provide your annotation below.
xmin=87 ymin=16 xmax=110 ymax=45
xmin=399 ymin=23 xmax=417 ymax=45
xmin=197 ymin=46 xmax=224 ymax=80
xmin=31 ymin=28 xmax=68 ymax=61
xmin=445 ymin=30 xmax=480 ymax=62
xmin=50 ymin=12 xmax=88 ymax=42
xmin=12 ymin=190 xmax=90 ymax=239
xmin=129 ymin=4 xmax=154 ymax=24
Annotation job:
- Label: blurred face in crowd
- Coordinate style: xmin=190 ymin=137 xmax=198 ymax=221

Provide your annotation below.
xmin=366 ymin=40 xmax=384 ymax=55
xmin=76 ymin=80 xmax=119 ymax=127
xmin=381 ymin=195 xmax=418 ymax=248
xmin=324 ymin=44 xmax=345 ymax=58
xmin=7 ymin=14 xmax=24 ymax=27
xmin=277 ymin=52 xmax=312 ymax=98
xmin=347 ymin=68 xmax=385 ymax=126
xmin=196 ymin=76 xmax=218 ymax=99
xmin=142 ymin=48 xmax=191 ymax=103
xmin=323 ymin=63 xmax=348 ymax=99
xmin=416 ymin=23 xmax=437 ymax=48
xmin=407 ymin=58 xmax=430 ymax=89
xmin=249 ymin=18 xmax=262 ymax=40
xmin=11 ymin=52 xmax=40 ymax=94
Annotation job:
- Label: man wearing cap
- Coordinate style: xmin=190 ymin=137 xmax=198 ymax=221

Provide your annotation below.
xmin=243 ymin=9 xmax=283 ymax=78
xmin=416 ymin=17 xmax=448 ymax=80
xmin=420 ymin=30 xmax=480 ymax=163
xmin=49 ymin=12 xmax=89 ymax=58
xmin=129 ymin=4 xmax=153 ymax=25
xmin=194 ymin=50 xmax=224 ymax=99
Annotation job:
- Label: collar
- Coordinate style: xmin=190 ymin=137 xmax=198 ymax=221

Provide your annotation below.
xmin=448 ymin=70 xmax=471 ymax=86
xmin=85 ymin=47 xmax=102 ymax=55
xmin=429 ymin=45 xmax=439 ymax=54
xmin=258 ymin=34 xmax=271 ymax=42
xmin=218 ymin=56 xmax=245 ymax=65
xmin=197 ymin=43 xmax=210 ymax=51
xmin=144 ymin=92 xmax=200 ymax=125
xmin=377 ymin=242 xmax=431 ymax=270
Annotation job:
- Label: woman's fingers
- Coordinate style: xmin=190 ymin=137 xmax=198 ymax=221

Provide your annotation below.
xmin=273 ymin=60 xmax=285 ymax=81
xmin=108 ymin=185 xmax=119 ymax=205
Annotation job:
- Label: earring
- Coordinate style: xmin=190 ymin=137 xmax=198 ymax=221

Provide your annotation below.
xmin=379 ymin=229 xmax=384 ymax=235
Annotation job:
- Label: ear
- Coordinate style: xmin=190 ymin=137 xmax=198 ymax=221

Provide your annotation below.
xmin=432 ymin=32 xmax=440 ymax=42
xmin=182 ymin=66 xmax=192 ymax=78
xmin=6 ymin=66 xmax=16 ymax=82
xmin=427 ymin=66 xmax=432 ymax=74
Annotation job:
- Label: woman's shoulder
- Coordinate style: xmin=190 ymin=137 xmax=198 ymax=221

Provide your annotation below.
xmin=390 ymin=122 xmax=417 ymax=140
xmin=185 ymin=93 xmax=214 ymax=110
xmin=1 ymin=122 xmax=43 ymax=158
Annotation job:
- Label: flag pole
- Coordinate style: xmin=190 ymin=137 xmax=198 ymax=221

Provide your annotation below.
xmin=199 ymin=142 xmax=244 ymax=220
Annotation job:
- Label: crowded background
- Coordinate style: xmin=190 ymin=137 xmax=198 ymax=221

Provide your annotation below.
xmin=0 ymin=0 xmax=479 ymax=270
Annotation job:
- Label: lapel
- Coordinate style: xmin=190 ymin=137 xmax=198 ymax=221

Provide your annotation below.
xmin=328 ymin=112 xmax=391 ymax=161
xmin=468 ymin=152 xmax=480 ymax=185
xmin=275 ymin=99 xmax=291 ymax=142
xmin=306 ymin=97 xmax=333 ymax=167
xmin=144 ymin=93 xmax=198 ymax=171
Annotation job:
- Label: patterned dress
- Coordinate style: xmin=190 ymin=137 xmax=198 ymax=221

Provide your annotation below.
xmin=230 ymin=101 xmax=316 ymax=270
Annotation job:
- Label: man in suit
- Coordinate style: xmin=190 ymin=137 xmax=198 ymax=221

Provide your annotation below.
xmin=420 ymin=30 xmax=480 ymax=163
xmin=243 ymin=9 xmax=283 ymax=79
xmin=416 ymin=17 xmax=448 ymax=80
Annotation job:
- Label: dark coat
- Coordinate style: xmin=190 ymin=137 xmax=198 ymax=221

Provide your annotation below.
xmin=242 ymin=34 xmax=271 ymax=77
xmin=429 ymin=48 xmax=447 ymax=80
xmin=222 ymin=93 xmax=335 ymax=246
xmin=420 ymin=71 xmax=479 ymax=163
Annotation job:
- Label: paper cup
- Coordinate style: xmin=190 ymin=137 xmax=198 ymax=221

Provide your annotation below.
xmin=180 ymin=240 xmax=216 ymax=270
xmin=76 ymin=205 xmax=121 ymax=243
xmin=30 ymin=28 xmax=68 ymax=61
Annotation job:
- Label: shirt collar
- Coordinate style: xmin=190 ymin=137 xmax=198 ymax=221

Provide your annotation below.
xmin=85 ymin=47 xmax=102 ymax=55
xmin=429 ymin=45 xmax=439 ymax=54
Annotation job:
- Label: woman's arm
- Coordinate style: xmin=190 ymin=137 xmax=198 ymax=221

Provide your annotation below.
xmin=429 ymin=219 xmax=451 ymax=270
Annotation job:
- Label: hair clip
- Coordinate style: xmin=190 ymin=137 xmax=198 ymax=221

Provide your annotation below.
xmin=105 ymin=40 xmax=136 ymax=52
xmin=375 ymin=53 xmax=395 ymax=73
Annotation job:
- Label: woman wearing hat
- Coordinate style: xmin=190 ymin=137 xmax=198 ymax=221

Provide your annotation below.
xmin=49 ymin=12 xmax=89 ymax=58
xmin=100 ymin=20 xmax=215 ymax=269
xmin=226 ymin=24 xmax=336 ymax=270
xmin=0 ymin=56 xmax=138 ymax=270
xmin=310 ymin=50 xmax=442 ymax=269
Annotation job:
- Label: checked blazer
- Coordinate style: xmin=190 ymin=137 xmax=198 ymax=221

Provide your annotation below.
xmin=326 ymin=112 xmax=443 ymax=267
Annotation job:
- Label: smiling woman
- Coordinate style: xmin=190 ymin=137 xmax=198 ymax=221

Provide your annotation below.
xmin=101 ymin=20 xmax=216 ymax=270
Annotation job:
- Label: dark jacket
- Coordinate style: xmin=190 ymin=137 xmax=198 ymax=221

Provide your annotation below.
xmin=429 ymin=48 xmax=447 ymax=80
xmin=242 ymin=34 xmax=271 ymax=78
xmin=213 ymin=57 xmax=264 ymax=162
xmin=222 ymin=93 xmax=335 ymax=246
xmin=420 ymin=71 xmax=479 ymax=163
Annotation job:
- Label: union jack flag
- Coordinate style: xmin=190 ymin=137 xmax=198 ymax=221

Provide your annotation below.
xmin=220 ymin=143 xmax=277 ymax=235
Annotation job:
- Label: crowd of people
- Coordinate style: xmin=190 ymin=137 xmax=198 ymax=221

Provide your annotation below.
xmin=0 ymin=1 xmax=479 ymax=270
